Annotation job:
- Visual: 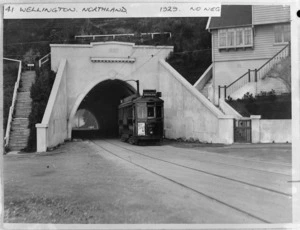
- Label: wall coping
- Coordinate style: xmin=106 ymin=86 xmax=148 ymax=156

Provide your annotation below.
xmin=36 ymin=124 xmax=48 ymax=128
xmin=159 ymin=59 xmax=227 ymax=118
xmin=218 ymin=115 xmax=235 ymax=119
xmin=41 ymin=59 xmax=67 ymax=125
xmin=250 ymin=115 xmax=262 ymax=119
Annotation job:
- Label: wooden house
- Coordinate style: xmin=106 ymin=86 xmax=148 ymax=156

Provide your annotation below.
xmin=204 ymin=5 xmax=290 ymax=103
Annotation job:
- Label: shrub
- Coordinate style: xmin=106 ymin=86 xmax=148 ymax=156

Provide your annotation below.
xmin=228 ymin=91 xmax=291 ymax=119
xmin=24 ymin=65 xmax=56 ymax=152
xmin=226 ymin=96 xmax=233 ymax=102
xmin=242 ymin=92 xmax=255 ymax=102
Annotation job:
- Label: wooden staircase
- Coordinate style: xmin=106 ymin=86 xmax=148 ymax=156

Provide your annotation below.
xmin=8 ymin=71 xmax=36 ymax=151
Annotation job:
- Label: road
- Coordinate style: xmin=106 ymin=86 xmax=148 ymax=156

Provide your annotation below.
xmin=4 ymin=139 xmax=292 ymax=224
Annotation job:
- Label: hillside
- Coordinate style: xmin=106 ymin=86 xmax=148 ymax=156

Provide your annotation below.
xmin=4 ymin=18 xmax=212 ymax=84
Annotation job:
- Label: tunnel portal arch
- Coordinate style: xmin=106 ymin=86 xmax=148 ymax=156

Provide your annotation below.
xmin=69 ymin=79 xmax=136 ymax=139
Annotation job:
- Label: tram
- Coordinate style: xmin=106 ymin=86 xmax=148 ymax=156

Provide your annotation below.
xmin=118 ymin=89 xmax=164 ymax=144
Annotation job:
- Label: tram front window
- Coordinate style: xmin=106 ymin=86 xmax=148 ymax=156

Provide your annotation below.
xmin=137 ymin=105 xmax=147 ymax=119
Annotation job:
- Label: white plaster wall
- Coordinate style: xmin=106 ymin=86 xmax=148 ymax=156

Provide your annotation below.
xmin=46 ymin=65 xmax=68 ymax=148
xmin=50 ymin=42 xmax=173 ymax=117
xmin=259 ymin=120 xmax=291 ymax=143
xmin=158 ymin=60 xmax=234 ymax=144
xmin=36 ymin=59 xmax=68 ymax=151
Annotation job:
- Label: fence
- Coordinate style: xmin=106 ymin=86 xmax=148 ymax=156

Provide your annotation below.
xmin=74 ymin=32 xmax=172 ymax=41
xmin=3 ymin=58 xmax=22 ymax=148
xmin=38 ymin=53 xmax=51 ymax=68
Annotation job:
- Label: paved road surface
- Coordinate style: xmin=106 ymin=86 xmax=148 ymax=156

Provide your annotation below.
xmin=4 ymin=139 xmax=292 ymax=224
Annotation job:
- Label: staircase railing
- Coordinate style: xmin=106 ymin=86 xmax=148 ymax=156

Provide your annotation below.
xmin=256 ymin=42 xmax=290 ymax=81
xmin=220 ymin=42 xmax=290 ymax=99
xmin=3 ymin=58 xmax=22 ymax=149
xmin=38 ymin=53 xmax=51 ymax=68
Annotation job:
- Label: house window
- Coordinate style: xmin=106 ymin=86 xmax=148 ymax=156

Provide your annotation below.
xmin=227 ymin=30 xmax=235 ymax=46
xmin=218 ymin=27 xmax=253 ymax=49
xmin=274 ymin=24 xmax=290 ymax=44
xmin=236 ymin=29 xmax=244 ymax=46
xmin=219 ymin=30 xmax=227 ymax=47
xmin=244 ymin=28 xmax=253 ymax=45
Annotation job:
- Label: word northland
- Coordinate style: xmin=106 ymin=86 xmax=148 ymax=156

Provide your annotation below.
xmin=18 ymin=6 xmax=127 ymax=14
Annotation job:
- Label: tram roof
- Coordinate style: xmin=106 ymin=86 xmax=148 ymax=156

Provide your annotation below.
xmin=119 ymin=94 xmax=163 ymax=108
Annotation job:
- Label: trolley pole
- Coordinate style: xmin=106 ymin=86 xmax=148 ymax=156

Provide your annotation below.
xmin=136 ymin=80 xmax=140 ymax=96
xmin=125 ymin=79 xmax=140 ymax=96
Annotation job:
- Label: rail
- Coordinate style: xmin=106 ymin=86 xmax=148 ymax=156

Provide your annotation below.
xmin=75 ymin=32 xmax=172 ymax=40
xmin=220 ymin=42 xmax=290 ymax=99
xmin=38 ymin=53 xmax=51 ymax=68
xmin=256 ymin=42 xmax=290 ymax=81
xmin=3 ymin=58 xmax=22 ymax=148
xmin=75 ymin=33 xmax=135 ymax=40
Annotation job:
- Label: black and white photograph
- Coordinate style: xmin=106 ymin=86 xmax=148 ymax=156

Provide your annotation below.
xmin=1 ymin=0 xmax=300 ymax=229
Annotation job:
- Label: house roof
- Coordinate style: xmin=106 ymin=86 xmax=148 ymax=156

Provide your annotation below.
xmin=207 ymin=5 xmax=252 ymax=30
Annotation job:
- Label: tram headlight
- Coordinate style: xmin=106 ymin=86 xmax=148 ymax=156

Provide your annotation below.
xmin=137 ymin=122 xmax=145 ymax=136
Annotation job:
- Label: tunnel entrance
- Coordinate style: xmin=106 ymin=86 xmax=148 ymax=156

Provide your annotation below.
xmin=72 ymin=79 xmax=136 ymax=139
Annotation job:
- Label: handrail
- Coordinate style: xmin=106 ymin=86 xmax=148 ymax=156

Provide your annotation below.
xmin=221 ymin=42 xmax=290 ymax=99
xmin=257 ymin=43 xmax=290 ymax=72
xmin=3 ymin=58 xmax=22 ymax=148
xmin=256 ymin=43 xmax=290 ymax=82
xmin=38 ymin=53 xmax=51 ymax=68
xmin=227 ymin=71 xmax=248 ymax=88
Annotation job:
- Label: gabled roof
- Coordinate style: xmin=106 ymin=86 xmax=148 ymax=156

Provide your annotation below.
xmin=207 ymin=5 xmax=252 ymax=30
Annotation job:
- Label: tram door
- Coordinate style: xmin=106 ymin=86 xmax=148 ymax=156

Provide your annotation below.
xmin=234 ymin=119 xmax=252 ymax=143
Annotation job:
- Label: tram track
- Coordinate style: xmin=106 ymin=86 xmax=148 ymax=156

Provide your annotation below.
xmin=90 ymin=139 xmax=271 ymax=223
xmin=108 ymin=140 xmax=291 ymax=176
xmin=139 ymin=145 xmax=291 ymax=176
xmin=102 ymin=139 xmax=291 ymax=198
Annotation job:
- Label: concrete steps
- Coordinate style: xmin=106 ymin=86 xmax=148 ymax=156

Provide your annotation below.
xmin=8 ymin=71 xmax=36 ymax=151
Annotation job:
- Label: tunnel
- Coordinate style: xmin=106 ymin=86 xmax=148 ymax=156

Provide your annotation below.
xmin=72 ymin=79 xmax=136 ymax=139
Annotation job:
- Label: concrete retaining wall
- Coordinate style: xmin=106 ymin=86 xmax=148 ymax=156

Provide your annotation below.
xmin=36 ymin=59 xmax=68 ymax=152
xmin=250 ymin=116 xmax=291 ymax=143
xmin=259 ymin=119 xmax=291 ymax=143
xmin=158 ymin=60 xmax=234 ymax=144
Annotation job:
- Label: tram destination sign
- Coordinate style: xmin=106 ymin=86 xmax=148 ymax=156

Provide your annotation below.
xmin=143 ymin=90 xmax=158 ymax=97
